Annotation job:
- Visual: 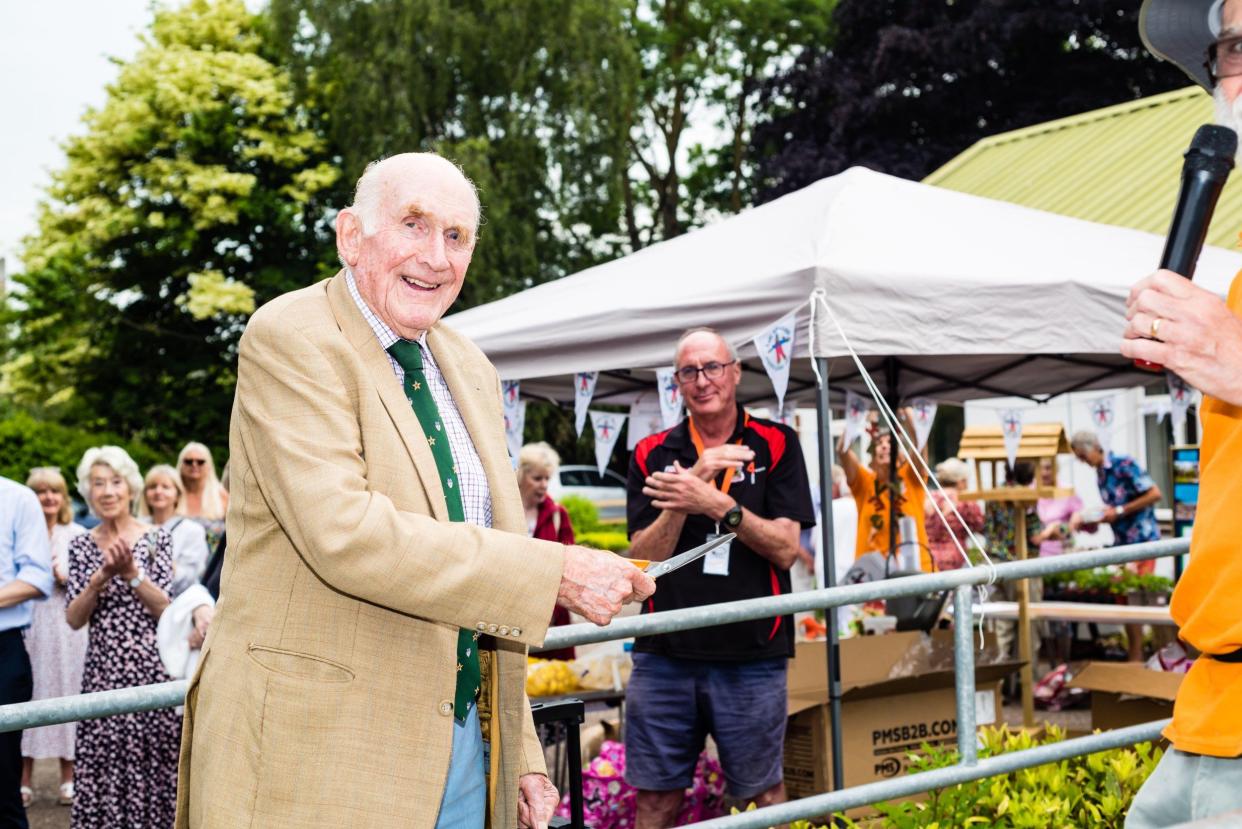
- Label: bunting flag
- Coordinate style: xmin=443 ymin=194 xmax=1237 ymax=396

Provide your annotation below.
xmin=775 ymin=399 xmax=798 ymax=427
xmin=1167 ymin=372 xmax=1195 ymax=441
xmin=574 ymin=371 xmax=599 ymax=437
xmin=1089 ymin=395 xmax=1117 ymax=455
xmin=754 ymin=310 xmax=797 ymax=411
xmin=999 ymin=407 xmax=1024 ymax=471
xmin=503 ymin=400 xmax=526 ymax=464
xmin=910 ymin=397 xmax=937 ymax=451
xmin=589 ymin=410 xmax=627 ymax=476
xmin=655 ymin=366 xmax=684 ymax=429
xmin=843 ymin=390 xmax=871 ymax=448
xmin=627 ymin=392 xmax=665 ymax=450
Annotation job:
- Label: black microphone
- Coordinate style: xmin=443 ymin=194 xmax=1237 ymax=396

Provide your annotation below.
xmin=1137 ymin=124 xmax=1237 ymax=371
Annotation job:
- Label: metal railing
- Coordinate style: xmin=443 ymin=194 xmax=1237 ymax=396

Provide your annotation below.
xmin=0 ymin=536 xmax=1190 ymax=828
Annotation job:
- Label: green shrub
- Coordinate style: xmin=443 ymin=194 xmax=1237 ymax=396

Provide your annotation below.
xmin=1045 ymin=567 xmax=1173 ymax=597
xmin=561 ymin=495 xmax=600 ymax=534
xmin=740 ymin=725 xmax=1161 ymax=829
xmin=0 ymin=411 xmax=164 ymax=492
xmin=576 ymin=531 xmax=630 ymax=554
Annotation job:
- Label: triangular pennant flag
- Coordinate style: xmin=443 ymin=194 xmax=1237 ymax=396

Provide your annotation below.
xmin=655 ymin=367 xmax=684 ymax=429
xmin=910 ymin=397 xmax=937 ymax=451
xmin=1089 ymin=395 xmax=1117 ymax=455
xmin=754 ymin=310 xmax=797 ymax=411
xmin=628 ymin=392 xmax=665 ymax=450
xmin=589 ymin=410 xmax=627 ymax=476
xmin=843 ymin=390 xmax=871 ymax=447
xmin=501 ymin=380 xmax=521 ymax=416
xmin=999 ymin=407 xmax=1024 ymax=471
xmin=504 ymin=400 xmax=526 ymax=465
xmin=1167 ymin=372 xmax=1195 ymax=442
xmin=574 ymin=371 xmax=599 ymax=437
xmin=775 ymin=399 xmax=797 ymax=427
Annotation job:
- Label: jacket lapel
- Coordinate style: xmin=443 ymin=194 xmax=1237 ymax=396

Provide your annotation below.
xmin=427 ymin=327 xmax=523 ymax=535
xmin=325 ymin=272 xmax=449 ymax=521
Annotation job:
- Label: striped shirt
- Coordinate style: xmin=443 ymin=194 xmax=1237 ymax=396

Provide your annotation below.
xmin=345 ymin=269 xmax=493 ymax=529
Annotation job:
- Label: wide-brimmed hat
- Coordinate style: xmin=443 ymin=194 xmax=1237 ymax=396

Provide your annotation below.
xmin=1140 ymin=0 xmax=1225 ymax=90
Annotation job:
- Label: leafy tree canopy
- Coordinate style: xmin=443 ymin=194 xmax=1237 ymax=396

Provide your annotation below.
xmin=752 ymin=0 xmax=1189 ymax=200
xmin=3 ymin=0 xmax=338 ymax=452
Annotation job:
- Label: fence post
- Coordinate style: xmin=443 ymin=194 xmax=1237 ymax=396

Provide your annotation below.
xmin=953 ymin=584 xmax=978 ymax=767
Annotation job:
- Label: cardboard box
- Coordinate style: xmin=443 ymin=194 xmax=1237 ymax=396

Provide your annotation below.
xmin=784 ymin=632 xmax=1019 ymax=799
xmin=1069 ymin=662 xmax=1184 ymax=733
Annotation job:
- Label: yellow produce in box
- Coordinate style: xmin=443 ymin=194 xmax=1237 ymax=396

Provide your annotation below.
xmin=526 ymin=658 xmax=579 ymax=697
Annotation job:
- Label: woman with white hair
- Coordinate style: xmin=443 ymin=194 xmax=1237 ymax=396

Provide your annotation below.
xmin=139 ymin=465 xmax=210 ymax=598
xmin=65 ymin=446 xmax=180 ymax=829
xmin=516 ymin=442 xmax=577 ymax=661
xmin=175 ymin=442 xmax=228 ymax=553
xmin=20 ymin=467 xmax=87 ymax=808
xmin=924 ymin=458 xmax=984 ymax=571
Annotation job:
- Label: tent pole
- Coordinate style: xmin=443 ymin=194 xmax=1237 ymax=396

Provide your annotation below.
xmin=815 ymin=358 xmax=845 ymax=796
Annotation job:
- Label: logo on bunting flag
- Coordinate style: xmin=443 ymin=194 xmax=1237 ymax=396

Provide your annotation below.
xmin=504 ymin=400 xmax=527 ymax=466
xmin=502 ymin=380 xmax=520 ymax=409
xmin=574 ymin=371 xmax=599 ymax=437
xmin=754 ymin=311 xmax=797 ymax=411
xmin=654 ymin=367 xmax=684 ymax=429
xmin=1089 ymin=396 xmax=1117 ymax=455
xmin=589 ymin=410 xmax=627 ymax=477
xmin=910 ymin=397 xmax=937 ymax=451
xmin=999 ymin=407 xmax=1024 ymax=471
xmin=843 ymin=389 xmax=871 ymax=448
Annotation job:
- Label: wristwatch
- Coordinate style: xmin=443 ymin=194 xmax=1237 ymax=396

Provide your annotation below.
xmin=128 ymin=571 xmax=146 ymax=590
xmin=722 ymin=502 xmax=744 ymax=530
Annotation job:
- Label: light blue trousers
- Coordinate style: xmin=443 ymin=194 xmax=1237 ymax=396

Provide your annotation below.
xmin=1126 ymin=749 xmax=1242 ymax=827
xmin=434 ymin=704 xmax=486 ymax=829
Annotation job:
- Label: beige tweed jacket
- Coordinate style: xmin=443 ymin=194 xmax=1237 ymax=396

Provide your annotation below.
xmin=175 ymin=272 xmax=566 ymax=828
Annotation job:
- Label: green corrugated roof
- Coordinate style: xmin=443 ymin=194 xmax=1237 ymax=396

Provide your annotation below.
xmin=924 ymin=86 xmax=1242 ymax=249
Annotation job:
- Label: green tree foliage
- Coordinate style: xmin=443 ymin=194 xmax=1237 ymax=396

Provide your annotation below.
xmin=0 ymin=410 xmax=163 ymax=496
xmin=269 ymin=0 xmax=638 ymax=307
xmin=2 ymin=0 xmax=339 ymax=451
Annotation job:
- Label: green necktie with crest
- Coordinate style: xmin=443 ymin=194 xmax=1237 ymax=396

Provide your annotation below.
xmin=386 ymin=339 xmax=480 ymax=724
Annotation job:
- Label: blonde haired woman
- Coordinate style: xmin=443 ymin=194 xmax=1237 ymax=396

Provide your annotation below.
xmin=516 ymin=442 xmax=576 ymax=660
xmin=139 ymin=465 xmax=210 ymax=598
xmin=176 ymin=442 xmax=228 ymax=552
xmin=924 ymin=457 xmax=984 ymax=571
xmin=20 ymin=468 xmax=87 ymax=807
xmin=66 ymin=447 xmax=179 ymax=829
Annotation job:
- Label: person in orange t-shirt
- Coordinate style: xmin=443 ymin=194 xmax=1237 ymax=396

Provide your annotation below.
xmin=838 ymin=411 xmax=933 ymax=573
xmin=1124 ymin=8 xmax=1242 ymax=824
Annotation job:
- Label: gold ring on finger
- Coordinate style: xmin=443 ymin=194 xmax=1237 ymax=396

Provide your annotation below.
xmin=1150 ymin=317 xmax=1163 ymax=339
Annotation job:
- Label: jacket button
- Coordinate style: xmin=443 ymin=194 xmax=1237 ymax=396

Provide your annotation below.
xmin=438 ymin=700 xmax=453 ymax=716
xmin=476 ymin=622 xmax=487 ymax=631
xmin=511 ymin=627 xmax=522 ymax=637
xmin=498 ymin=625 xmax=510 ymax=636
xmin=487 ymin=624 xmax=498 ymax=634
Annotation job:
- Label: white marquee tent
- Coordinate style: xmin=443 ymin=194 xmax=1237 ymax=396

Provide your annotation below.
xmin=447 ymin=166 xmax=1240 ymax=409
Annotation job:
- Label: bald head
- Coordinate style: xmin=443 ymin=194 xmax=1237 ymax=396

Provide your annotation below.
xmin=674 ymin=327 xmax=740 ymax=418
xmin=350 ymin=153 xmax=481 ymax=237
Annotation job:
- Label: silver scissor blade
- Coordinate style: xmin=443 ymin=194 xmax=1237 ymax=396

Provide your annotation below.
xmin=647 ymin=533 xmax=736 ymax=579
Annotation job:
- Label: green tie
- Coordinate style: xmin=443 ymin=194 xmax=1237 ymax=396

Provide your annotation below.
xmin=387 ymin=339 xmax=480 ymax=724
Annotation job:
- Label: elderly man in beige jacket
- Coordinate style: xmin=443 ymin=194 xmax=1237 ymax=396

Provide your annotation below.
xmin=175 ymin=153 xmax=655 ymax=829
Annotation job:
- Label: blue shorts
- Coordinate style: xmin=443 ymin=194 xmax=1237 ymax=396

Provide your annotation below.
xmin=624 ymin=652 xmax=787 ymax=799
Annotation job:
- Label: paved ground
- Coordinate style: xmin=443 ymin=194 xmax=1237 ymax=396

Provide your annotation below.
xmin=25 ymin=759 xmax=69 ymax=829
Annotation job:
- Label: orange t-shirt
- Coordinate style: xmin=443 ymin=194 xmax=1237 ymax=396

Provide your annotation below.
xmin=1164 ymin=272 xmax=1242 ymax=757
xmin=849 ymin=462 xmax=933 ymax=572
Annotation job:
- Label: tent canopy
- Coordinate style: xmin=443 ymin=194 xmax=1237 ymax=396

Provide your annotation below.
xmin=446 ymin=167 xmax=1240 ymax=407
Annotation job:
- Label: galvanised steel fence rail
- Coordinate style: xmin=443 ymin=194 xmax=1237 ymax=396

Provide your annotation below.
xmin=0 ymin=536 xmax=1190 ymax=828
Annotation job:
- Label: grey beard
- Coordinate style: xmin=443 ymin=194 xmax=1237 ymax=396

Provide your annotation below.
xmin=1213 ymin=85 xmax=1242 ymax=162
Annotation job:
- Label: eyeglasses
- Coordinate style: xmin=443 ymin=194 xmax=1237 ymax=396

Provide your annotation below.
xmin=674 ymin=360 xmax=736 ymax=384
xmin=1208 ymin=35 xmax=1242 ymax=83
xmin=183 ymin=459 xmax=207 ymax=467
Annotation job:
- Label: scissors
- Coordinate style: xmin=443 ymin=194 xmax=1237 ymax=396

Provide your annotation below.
xmin=629 ymin=533 xmax=736 ymax=579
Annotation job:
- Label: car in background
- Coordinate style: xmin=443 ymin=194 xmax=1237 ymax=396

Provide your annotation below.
xmin=549 ymin=465 xmax=627 ymax=522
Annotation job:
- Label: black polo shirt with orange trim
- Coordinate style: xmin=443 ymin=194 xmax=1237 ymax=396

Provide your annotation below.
xmin=627 ymin=405 xmax=815 ymax=661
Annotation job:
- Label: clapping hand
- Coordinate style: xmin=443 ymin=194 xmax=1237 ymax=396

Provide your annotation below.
xmin=689 ymin=445 xmax=754 ymax=483
xmin=643 ymin=461 xmax=731 ymax=518
xmin=100 ymin=536 xmax=137 ymax=580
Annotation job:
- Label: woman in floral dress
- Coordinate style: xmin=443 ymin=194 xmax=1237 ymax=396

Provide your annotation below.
xmin=65 ymin=447 xmax=179 ymax=829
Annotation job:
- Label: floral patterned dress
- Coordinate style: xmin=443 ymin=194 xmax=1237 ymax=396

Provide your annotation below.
xmin=66 ymin=528 xmax=181 ymax=829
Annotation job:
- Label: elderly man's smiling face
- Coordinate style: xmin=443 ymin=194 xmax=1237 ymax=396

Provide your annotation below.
xmin=337 ymin=154 xmax=479 ymax=340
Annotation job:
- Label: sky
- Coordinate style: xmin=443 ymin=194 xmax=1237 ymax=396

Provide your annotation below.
xmin=0 ymin=1 xmax=154 ymax=274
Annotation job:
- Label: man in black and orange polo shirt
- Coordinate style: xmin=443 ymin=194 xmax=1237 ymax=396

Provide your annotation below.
xmin=625 ymin=327 xmax=814 ymax=826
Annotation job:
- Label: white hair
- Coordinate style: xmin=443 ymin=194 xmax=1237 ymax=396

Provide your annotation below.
xmin=348 ymin=153 xmax=482 ymax=236
xmin=1070 ymin=430 xmax=1101 ymax=454
xmin=517 ymin=442 xmax=561 ymax=480
xmin=76 ymin=446 xmax=144 ymax=516
xmin=934 ymin=457 xmax=971 ymax=486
